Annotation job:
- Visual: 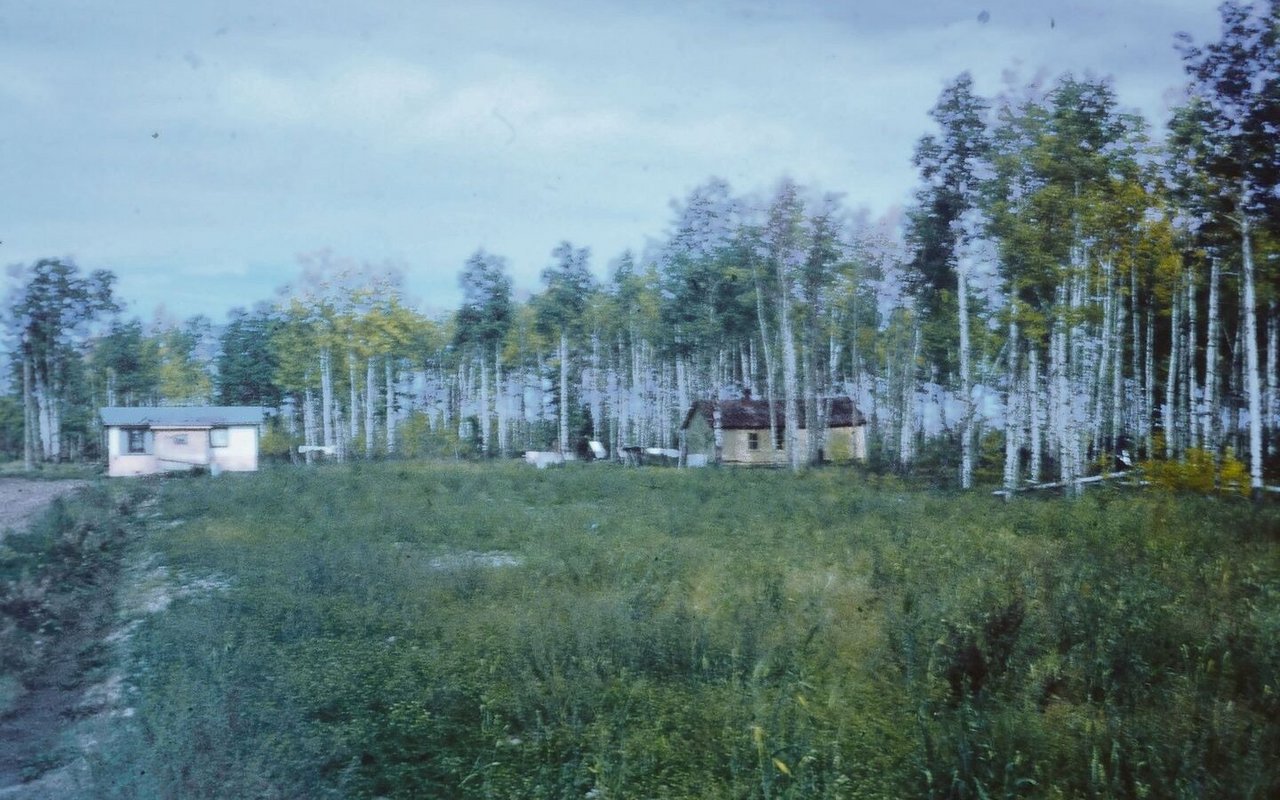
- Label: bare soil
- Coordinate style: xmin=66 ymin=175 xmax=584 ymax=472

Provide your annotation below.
xmin=0 ymin=480 xmax=91 ymax=540
xmin=0 ymin=478 xmax=111 ymax=798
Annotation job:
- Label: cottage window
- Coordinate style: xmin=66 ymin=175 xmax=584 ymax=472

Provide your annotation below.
xmin=210 ymin=427 xmax=230 ymax=448
xmin=774 ymin=426 xmax=785 ymax=449
xmin=126 ymin=429 xmax=147 ymax=454
xmin=747 ymin=431 xmax=760 ymax=451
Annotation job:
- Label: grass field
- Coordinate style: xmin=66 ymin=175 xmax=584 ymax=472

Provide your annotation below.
xmin=69 ymin=463 xmax=1280 ymax=798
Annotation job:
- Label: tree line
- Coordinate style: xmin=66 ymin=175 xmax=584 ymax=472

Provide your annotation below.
xmin=4 ymin=1 xmax=1277 ymax=492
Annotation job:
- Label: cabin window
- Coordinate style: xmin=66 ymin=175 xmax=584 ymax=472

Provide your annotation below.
xmin=774 ymin=426 xmax=785 ymax=449
xmin=747 ymin=431 xmax=760 ymax=451
xmin=210 ymin=427 xmax=230 ymax=448
xmin=126 ymin=429 xmax=147 ymax=454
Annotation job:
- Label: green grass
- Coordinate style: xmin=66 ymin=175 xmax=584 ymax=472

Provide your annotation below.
xmin=94 ymin=463 xmax=1279 ymax=799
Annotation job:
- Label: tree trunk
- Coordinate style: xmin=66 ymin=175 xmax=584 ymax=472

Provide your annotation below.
xmin=495 ymin=342 xmax=506 ymax=458
xmin=779 ymin=288 xmax=801 ymax=472
xmin=1166 ymin=287 xmax=1180 ymax=460
xmin=1130 ymin=266 xmax=1143 ymax=455
xmin=751 ymin=269 xmax=779 ymax=465
xmin=958 ymin=262 xmax=973 ymax=489
xmin=22 ymin=352 xmax=35 ymax=471
xmin=1266 ymin=301 xmax=1277 ymax=457
xmin=385 ymin=358 xmax=397 ymax=455
xmin=1003 ymin=314 xmax=1020 ymax=495
xmin=899 ymin=321 xmax=920 ymax=469
xmin=1144 ymin=308 xmax=1156 ymax=459
xmin=1111 ymin=281 xmax=1125 ymax=458
xmin=1241 ymin=213 xmax=1263 ymax=497
xmin=365 ymin=357 xmax=376 ymax=457
xmin=1029 ymin=346 xmax=1041 ymax=482
xmin=303 ymin=386 xmax=317 ymax=464
xmin=349 ymin=352 xmax=359 ymax=448
xmin=559 ymin=331 xmax=570 ymax=454
xmin=1185 ymin=278 xmax=1199 ymax=451
xmin=590 ymin=332 xmax=602 ymax=444
xmin=1205 ymin=258 xmax=1221 ymax=464
xmin=1092 ymin=262 xmax=1113 ymax=457
xmin=479 ymin=353 xmax=491 ymax=456
xmin=320 ymin=348 xmax=334 ymax=451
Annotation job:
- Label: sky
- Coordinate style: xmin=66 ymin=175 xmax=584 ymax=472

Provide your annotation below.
xmin=0 ymin=0 xmax=1225 ymax=323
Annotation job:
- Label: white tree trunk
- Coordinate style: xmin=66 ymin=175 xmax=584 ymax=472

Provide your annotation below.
xmin=320 ymin=348 xmax=334 ymax=450
xmin=1003 ymin=314 xmax=1021 ymax=495
xmin=1266 ymin=301 xmax=1278 ymax=456
xmin=1185 ymin=278 xmax=1199 ymax=451
xmin=385 ymin=358 xmax=397 ymax=455
xmin=1130 ymin=266 xmax=1143 ymax=453
xmin=590 ymin=332 xmax=602 ymax=443
xmin=1051 ymin=301 xmax=1074 ymax=492
xmin=752 ymin=269 xmax=779 ymax=462
xmin=495 ymin=343 xmax=506 ymax=458
xmin=1111 ymin=283 xmax=1125 ymax=457
xmin=559 ymin=331 xmax=570 ymax=454
xmin=1241 ymin=214 xmax=1263 ymax=496
xmin=22 ymin=353 xmax=35 ymax=471
xmin=479 ymin=353 xmax=491 ymax=455
xmin=1144 ymin=308 xmax=1156 ymax=458
xmin=1166 ymin=286 xmax=1180 ymax=460
xmin=349 ymin=352 xmax=359 ymax=447
xmin=899 ymin=322 xmax=920 ymax=468
xmin=958 ymin=265 xmax=973 ymax=488
xmin=303 ymin=386 xmax=317 ymax=464
xmin=1204 ymin=258 xmax=1220 ymax=458
xmin=365 ymin=357 xmax=376 ymax=457
xmin=1029 ymin=346 xmax=1041 ymax=482
xmin=780 ymin=290 xmax=801 ymax=472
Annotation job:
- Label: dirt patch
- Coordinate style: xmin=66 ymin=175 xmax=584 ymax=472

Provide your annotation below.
xmin=0 ymin=479 xmax=119 ymax=798
xmin=0 ymin=480 xmax=91 ymax=540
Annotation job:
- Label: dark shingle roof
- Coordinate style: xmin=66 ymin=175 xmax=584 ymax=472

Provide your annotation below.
xmin=100 ymin=406 xmax=266 ymax=428
xmin=680 ymin=397 xmax=866 ymax=431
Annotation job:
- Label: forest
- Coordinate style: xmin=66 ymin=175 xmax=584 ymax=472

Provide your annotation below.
xmin=3 ymin=1 xmax=1278 ymax=494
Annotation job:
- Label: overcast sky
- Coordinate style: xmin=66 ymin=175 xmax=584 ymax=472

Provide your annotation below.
xmin=1 ymin=1 xmax=1223 ymax=323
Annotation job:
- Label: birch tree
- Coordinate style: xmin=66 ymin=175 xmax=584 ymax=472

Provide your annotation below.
xmin=456 ymin=250 xmax=513 ymax=457
xmin=6 ymin=258 xmax=117 ymax=466
xmin=1177 ymin=0 xmax=1280 ymax=496
xmin=905 ymin=72 xmax=991 ymax=488
xmin=536 ymin=243 xmax=594 ymax=454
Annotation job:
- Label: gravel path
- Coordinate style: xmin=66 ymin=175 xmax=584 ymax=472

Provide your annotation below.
xmin=0 ymin=479 xmax=92 ymax=539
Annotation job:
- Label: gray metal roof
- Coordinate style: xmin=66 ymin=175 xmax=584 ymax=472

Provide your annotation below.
xmin=100 ymin=406 xmax=266 ymax=428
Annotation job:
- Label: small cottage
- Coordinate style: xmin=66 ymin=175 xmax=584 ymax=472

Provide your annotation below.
xmin=100 ymin=406 xmax=266 ymax=477
xmin=681 ymin=396 xmax=867 ymax=466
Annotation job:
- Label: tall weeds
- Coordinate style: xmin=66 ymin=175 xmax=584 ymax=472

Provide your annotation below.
xmin=94 ymin=465 xmax=1279 ymax=798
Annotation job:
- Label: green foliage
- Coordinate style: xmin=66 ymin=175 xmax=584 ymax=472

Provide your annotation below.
xmin=0 ymin=481 xmax=136 ymax=703
xmin=216 ymin=306 xmax=284 ymax=407
xmin=257 ymin=422 xmax=295 ymax=463
xmin=396 ymin=410 xmax=478 ymax=460
xmin=0 ymin=397 xmax=23 ymax=461
xmin=88 ymin=465 xmax=1279 ymax=798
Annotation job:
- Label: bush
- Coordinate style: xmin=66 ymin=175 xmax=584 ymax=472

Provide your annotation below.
xmin=1142 ymin=448 xmax=1251 ymax=496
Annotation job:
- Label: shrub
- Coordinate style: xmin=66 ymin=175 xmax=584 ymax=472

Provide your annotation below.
xmin=1142 ymin=448 xmax=1251 ymax=496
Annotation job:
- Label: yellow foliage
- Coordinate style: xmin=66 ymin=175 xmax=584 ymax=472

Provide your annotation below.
xmin=1141 ymin=448 xmax=1249 ymax=497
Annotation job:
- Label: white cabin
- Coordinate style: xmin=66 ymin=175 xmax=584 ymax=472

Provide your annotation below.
xmin=100 ymin=406 xmax=266 ymax=477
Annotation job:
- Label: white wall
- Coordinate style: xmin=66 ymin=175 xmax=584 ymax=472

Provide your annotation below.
xmin=105 ymin=425 xmax=259 ymax=476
